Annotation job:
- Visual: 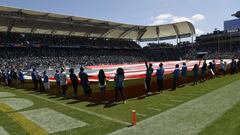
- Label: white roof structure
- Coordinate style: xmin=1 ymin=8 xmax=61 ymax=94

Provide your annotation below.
xmin=0 ymin=6 xmax=195 ymax=41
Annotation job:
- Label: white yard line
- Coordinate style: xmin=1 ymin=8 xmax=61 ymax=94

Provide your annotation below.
xmin=15 ymin=90 xmax=130 ymax=126
xmin=110 ymin=80 xmax=240 ymax=135
xmin=159 ymin=103 xmax=174 ymax=107
xmin=161 ymin=95 xmax=188 ymax=99
xmin=136 ymin=113 xmax=147 ymax=117
xmin=170 ymin=99 xmax=184 ymax=103
xmin=186 ymin=93 xmax=199 ymax=96
xmin=147 ymin=107 xmax=162 ymax=112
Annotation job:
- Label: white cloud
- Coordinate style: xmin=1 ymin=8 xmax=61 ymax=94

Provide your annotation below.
xmin=151 ymin=13 xmax=205 ymax=25
xmin=172 ymin=16 xmax=192 ymax=24
xmin=151 ymin=14 xmax=173 ymax=25
xmin=150 ymin=13 xmax=205 ymax=35
xmin=196 ymin=28 xmax=204 ymax=36
xmin=191 ymin=14 xmax=205 ymax=22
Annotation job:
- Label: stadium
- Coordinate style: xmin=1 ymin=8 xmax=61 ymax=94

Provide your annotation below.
xmin=0 ymin=2 xmax=240 ymax=135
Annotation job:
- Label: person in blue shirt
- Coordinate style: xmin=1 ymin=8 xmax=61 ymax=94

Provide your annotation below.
xmin=37 ymin=72 xmax=45 ymax=92
xmin=145 ymin=61 xmax=153 ymax=95
xmin=3 ymin=69 xmax=8 ymax=86
xmin=79 ymin=67 xmax=92 ymax=97
xmin=6 ymin=69 xmax=12 ymax=86
xmin=201 ymin=60 xmax=207 ymax=82
xmin=192 ymin=64 xmax=199 ymax=85
xmin=114 ymin=67 xmax=126 ymax=103
xmin=98 ymin=69 xmax=107 ymax=103
xmin=181 ymin=62 xmax=187 ymax=86
xmin=18 ymin=69 xmax=24 ymax=88
xmin=0 ymin=69 xmax=4 ymax=85
xmin=69 ymin=68 xmax=79 ymax=96
xmin=230 ymin=59 xmax=237 ymax=74
xmin=172 ymin=64 xmax=180 ymax=91
xmin=54 ymin=70 xmax=61 ymax=96
xmin=43 ymin=71 xmax=50 ymax=90
xmin=156 ymin=63 xmax=164 ymax=93
xmin=31 ymin=68 xmax=38 ymax=90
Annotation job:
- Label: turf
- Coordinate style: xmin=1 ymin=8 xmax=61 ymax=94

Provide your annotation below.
xmin=0 ymin=74 xmax=239 ymax=135
xmin=198 ymin=93 xmax=240 ymax=135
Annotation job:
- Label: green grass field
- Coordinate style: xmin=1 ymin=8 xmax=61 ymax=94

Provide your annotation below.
xmin=0 ymin=74 xmax=239 ymax=135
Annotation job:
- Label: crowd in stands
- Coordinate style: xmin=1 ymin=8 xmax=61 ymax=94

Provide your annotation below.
xmin=146 ymin=41 xmax=192 ymax=49
xmin=0 ymin=46 xmax=192 ymax=71
xmin=0 ymin=48 xmax=144 ymax=70
xmin=0 ymin=32 xmax=141 ymax=49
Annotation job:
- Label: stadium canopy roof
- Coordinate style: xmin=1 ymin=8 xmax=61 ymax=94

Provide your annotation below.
xmin=0 ymin=6 xmax=195 ymax=41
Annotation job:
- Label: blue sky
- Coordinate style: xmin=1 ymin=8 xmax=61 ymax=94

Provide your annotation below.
xmin=0 ymin=0 xmax=239 ymax=35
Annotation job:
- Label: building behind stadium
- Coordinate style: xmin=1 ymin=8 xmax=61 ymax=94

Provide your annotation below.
xmin=196 ymin=11 xmax=240 ymax=56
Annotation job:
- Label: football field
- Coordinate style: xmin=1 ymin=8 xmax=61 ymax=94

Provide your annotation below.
xmin=0 ymin=74 xmax=240 ymax=135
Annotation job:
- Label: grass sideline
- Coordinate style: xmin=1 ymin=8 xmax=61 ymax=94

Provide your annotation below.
xmin=0 ymin=74 xmax=239 ymax=135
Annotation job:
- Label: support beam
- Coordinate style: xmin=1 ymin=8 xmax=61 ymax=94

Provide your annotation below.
xmin=173 ymin=24 xmax=180 ymax=45
xmin=100 ymin=29 xmax=115 ymax=38
xmin=51 ymin=29 xmax=57 ymax=35
xmin=68 ymin=31 xmax=75 ymax=36
xmin=84 ymin=30 xmax=95 ymax=37
xmin=156 ymin=27 xmax=160 ymax=44
xmin=30 ymin=27 xmax=37 ymax=34
xmin=118 ymin=26 xmax=138 ymax=38
xmin=136 ymin=27 xmax=147 ymax=41
xmin=172 ymin=24 xmax=180 ymax=38
xmin=7 ymin=20 xmax=15 ymax=32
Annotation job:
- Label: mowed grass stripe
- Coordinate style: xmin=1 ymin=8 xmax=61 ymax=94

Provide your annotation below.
xmin=0 ymin=103 xmax=47 ymax=135
xmin=110 ymin=80 xmax=240 ymax=135
xmin=198 ymin=98 xmax=240 ymax=135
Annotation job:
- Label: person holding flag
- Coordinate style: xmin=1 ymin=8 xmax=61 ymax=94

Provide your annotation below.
xmin=156 ymin=63 xmax=164 ymax=93
xmin=145 ymin=61 xmax=153 ymax=95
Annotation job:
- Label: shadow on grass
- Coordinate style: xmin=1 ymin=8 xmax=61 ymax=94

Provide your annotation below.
xmin=104 ymin=102 xmax=118 ymax=108
xmin=67 ymin=100 xmax=83 ymax=104
xmin=86 ymin=103 xmax=101 ymax=107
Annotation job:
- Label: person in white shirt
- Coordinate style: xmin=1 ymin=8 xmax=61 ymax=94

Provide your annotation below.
xmin=59 ymin=68 xmax=68 ymax=97
xmin=54 ymin=70 xmax=61 ymax=96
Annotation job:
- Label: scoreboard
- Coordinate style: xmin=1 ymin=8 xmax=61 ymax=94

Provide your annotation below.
xmin=224 ymin=19 xmax=240 ymax=31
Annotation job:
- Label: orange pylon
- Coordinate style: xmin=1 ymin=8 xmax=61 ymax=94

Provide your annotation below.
xmin=132 ymin=110 xmax=137 ymax=126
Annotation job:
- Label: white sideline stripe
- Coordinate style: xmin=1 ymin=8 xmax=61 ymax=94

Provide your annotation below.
xmin=159 ymin=103 xmax=174 ymax=107
xmin=15 ymin=90 xmax=130 ymax=126
xmin=0 ymin=127 xmax=9 ymax=135
xmin=136 ymin=113 xmax=147 ymax=117
xmin=170 ymin=99 xmax=184 ymax=103
xmin=109 ymin=80 xmax=240 ymax=135
xmin=147 ymin=107 xmax=162 ymax=112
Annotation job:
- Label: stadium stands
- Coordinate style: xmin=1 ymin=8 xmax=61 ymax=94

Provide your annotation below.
xmin=1 ymin=31 xmax=240 ymax=71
